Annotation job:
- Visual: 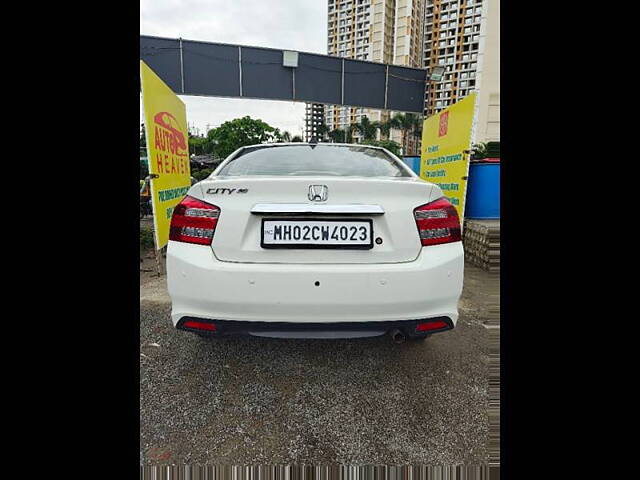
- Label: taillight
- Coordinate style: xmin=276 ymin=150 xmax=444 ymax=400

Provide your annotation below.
xmin=414 ymin=197 xmax=461 ymax=246
xmin=169 ymin=195 xmax=220 ymax=245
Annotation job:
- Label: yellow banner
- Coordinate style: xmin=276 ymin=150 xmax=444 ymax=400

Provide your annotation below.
xmin=420 ymin=93 xmax=476 ymax=221
xmin=140 ymin=61 xmax=191 ymax=249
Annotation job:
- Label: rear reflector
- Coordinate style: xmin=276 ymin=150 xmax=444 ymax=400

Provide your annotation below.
xmin=182 ymin=320 xmax=217 ymax=331
xmin=416 ymin=320 xmax=449 ymax=332
xmin=169 ymin=196 xmax=220 ymax=245
xmin=414 ymin=197 xmax=461 ymax=246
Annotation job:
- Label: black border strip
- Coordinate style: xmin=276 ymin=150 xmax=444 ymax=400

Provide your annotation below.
xmin=260 ymin=217 xmax=374 ymax=250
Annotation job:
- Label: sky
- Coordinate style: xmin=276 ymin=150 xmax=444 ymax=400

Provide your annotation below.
xmin=140 ymin=0 xmax=328 ymax=138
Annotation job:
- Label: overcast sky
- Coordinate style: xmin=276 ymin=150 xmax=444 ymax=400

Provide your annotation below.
xmin=140 ymin=0 xmax=328 ymax=137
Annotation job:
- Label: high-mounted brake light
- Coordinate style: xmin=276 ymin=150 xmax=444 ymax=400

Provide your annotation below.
xmin=169 ymin=195 xmax=220 ymax=245
xmin=414 ymin=197 xmax=461 ymax=246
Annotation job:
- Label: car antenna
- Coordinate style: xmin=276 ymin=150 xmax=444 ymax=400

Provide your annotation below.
xmin=309 ymin=136 xmax=319 ymax=149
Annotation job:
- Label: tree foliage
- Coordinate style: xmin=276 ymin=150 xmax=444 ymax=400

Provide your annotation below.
xmin=192 ymin=167 xmax=215 ymax=181
xmin=389 ymin=113 xmax=423 ymax=155
xmin=351 ymin=116 xmax=378 ymax=141
xmin=316 ymin=122 xmax=330 ymax=141
xmin=188 ymin=134 xmax=208 ymax=156
xmin=361 ymin=139 xmax=402 ymax=156
xmin=471 ymin=142 xmax=488 ymax=160
xmin=206 ymin=116 xmax=282 ymax=158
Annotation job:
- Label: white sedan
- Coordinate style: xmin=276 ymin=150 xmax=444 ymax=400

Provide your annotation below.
xmin=167 ymin=143 xmax=464 ymax=343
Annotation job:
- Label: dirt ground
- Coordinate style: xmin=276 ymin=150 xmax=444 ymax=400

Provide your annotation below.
xmin=139 ymin=248 xmax=499 ymax=465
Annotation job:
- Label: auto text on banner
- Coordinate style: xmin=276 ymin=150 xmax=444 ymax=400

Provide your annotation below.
xmin=420 ymin=93 xmax=477 ymax=223
xmin=140 ymin=60 xmax=192 ymax=249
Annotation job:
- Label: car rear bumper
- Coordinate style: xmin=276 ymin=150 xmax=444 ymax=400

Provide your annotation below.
xmin=176 ymin=316 xmax=454 ymax=339
xmin=167 ymin=241 xmax=464 ymax=329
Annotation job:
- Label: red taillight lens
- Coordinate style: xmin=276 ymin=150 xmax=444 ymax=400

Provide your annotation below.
xmin=169 ymin=195 xmax=220 ymax=245
xmin=416 ymin=320 xmax=449 ymax=332
xmin=182 ymin=320 xmax=217 ymax=331
xmin=414 ymin=197 xmax=461 ymax=246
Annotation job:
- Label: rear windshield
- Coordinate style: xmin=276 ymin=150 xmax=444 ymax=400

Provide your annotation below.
xmin=216 ymin=145 xmax=411 ymax=177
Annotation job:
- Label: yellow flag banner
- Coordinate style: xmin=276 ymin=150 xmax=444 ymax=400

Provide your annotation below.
xmin=140 ymin=60 xmax=191 ymax=249
xmin=420 ymin=93 xmax=476 ymax=221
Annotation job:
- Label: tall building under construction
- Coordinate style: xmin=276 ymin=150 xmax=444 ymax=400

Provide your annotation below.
xmin=305 ymin=0 xmax=499 ymax=149
xmin=422 ymin=0 xmax=499 ymax=142
xmin=304 ymin=0 xmax=424 ymax=152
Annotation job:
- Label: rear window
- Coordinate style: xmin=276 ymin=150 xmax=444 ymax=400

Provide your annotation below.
xmin=216 ymin=145 xmax=411 ymax=177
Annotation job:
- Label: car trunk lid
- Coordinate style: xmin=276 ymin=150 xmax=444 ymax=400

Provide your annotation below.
xmin=195 ymin=176 xmax=440 ymax=264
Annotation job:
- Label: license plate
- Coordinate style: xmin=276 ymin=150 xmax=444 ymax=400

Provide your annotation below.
xmin=261 ymin=219 xmax=373 ymax=249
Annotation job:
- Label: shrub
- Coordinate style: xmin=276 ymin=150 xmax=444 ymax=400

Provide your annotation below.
xmin=486 ymin=141 xmax=500 ymax=158
xmin=361 ymin=139 xmax=402 ymax=156
xmin=140 ymin=227 xmax=155 ymax=249
xmin=193 ymin=168 xmax=214 ymax=181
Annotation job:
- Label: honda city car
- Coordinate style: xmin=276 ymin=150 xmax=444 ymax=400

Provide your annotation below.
xmin=166 ymin=143 xmax=464 ymax=343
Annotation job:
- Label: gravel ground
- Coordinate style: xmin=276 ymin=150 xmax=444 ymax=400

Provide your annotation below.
xmin=140 ymin=256 xmax=497 ymax=465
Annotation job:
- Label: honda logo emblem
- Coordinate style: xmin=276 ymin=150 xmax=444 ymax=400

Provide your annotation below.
xmin=308 ymin=185 xmax=328 ymax=202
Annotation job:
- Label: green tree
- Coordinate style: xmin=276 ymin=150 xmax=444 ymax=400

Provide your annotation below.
xmin=188 ymin=134 xmax=208 ymax=156
xmin=389 ymin=113 xmax=423 ymax=155
xmin=328 ymin=128 xmax=345 ymax=143
xmin=351 ymin=116 xmax=377 ymax=141
xmin=316 ymin=122 xmax=330 ymax=141
xmin=376 ymin=119 xmax=392 ymax=140
xmin=327 ymin=126 xmax=357 ymax=143
xmin=206 ymin=116 xmax=281 ymax=158
xmin=193 ymin=167 xmax=215 ymax=181
xmin=291 ymin=135 xmax=303 ymax=142
xmin=361 ymin=139 xmax=402 ymax=157
xmin=471 ymin=142 xmax=488 ymax=160
xmin=140 ymin=158 xmax=149 ymax=180
xmin=140 ymin=124 xmax=146 ymax=153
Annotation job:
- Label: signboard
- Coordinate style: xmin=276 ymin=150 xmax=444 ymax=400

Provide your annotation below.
xmin=140 ymin=60 xmax=191 ymax=249
xmin=420 ymin=93 xmax=477 ymax=221
xmin=140 ymin=35 xmax=428 ymax=113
